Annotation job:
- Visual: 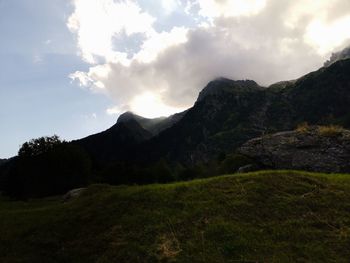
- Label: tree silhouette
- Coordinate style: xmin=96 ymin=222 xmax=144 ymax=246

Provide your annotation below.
xmin=18 ymin=135 xmax=63 ymax=157
xmin=3 ymin=136 xmax=91 ymax=198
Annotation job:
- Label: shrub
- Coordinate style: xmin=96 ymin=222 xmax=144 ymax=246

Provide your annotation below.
xmin=318 ymin=125 xmax=344 ymax=137
xmin=296 ymin=122 xmax=310 ymax=133
xmin=219 ymin=154 xmax=253 ymax=174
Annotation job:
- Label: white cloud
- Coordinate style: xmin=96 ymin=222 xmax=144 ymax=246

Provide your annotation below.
xmin=197 ymin=0 xmax=267 ymax=18
xmin=130 ymin=92 xmax=181 ymax=118
xmin=70 ymin=64 xmax=111 ymax=92
xmin=68 ymin=0 xmax=350 ymax=118
xmin=134 ymin=27 xmax=188 ymax=63
xmin=161 ymin=0 xmax=180 ymax=14
xmin=106 ymin=105 xmax=123 ymax=115
xmin=67 ymin=0 xmax=155 ymax=64
xmin=304 ymin=15 xmax=350 ymax=54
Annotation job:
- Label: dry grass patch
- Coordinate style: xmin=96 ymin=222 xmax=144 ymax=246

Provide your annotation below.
xmin=296 ymin=122 xmax=310 ymax=133
xmin=318 ymin=125 xmax=344 ymax=137
xmin=156 ymin=234 xmax=182 ymax=261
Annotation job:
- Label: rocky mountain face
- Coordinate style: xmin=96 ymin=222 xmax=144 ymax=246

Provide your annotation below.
xmin=238 ymin=126 xmax=350 ymax=173
xmin=137 ymin=78 xmax=265 ymax=164
xmin=136 ymin=58 xmax=350 ymax=165
xmin=74 ymin=58 xmax=350 ymax=167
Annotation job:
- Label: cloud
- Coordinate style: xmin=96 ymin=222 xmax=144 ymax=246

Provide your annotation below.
xmin=67 ymin=0 xmax=155 ymax=64
xmin=161 ymin=0 xmax=180 ymax=14
xmin=304 ymin=15 xmax=350 ymax=54
xmin=68 ymin=0 xmax=350 ymax=118
xmin=196 ymin=0 xmax=267 ymax=18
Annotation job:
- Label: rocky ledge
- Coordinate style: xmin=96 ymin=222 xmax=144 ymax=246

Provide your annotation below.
xmin=238 ymin=126 xmax=350 ymax=173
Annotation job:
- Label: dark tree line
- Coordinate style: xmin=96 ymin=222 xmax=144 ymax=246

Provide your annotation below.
xmin=0 ymin=136 xmax=91 ymax=198
xmin=0 ymin=136 xmax=253 ymax=199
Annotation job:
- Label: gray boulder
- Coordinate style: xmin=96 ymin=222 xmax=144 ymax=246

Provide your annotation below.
xmin=237 ymin=164 xmax=260 ymax=173
xmin=62 ymin=188 xmax=86 ymax=202
xmin=238 ymin=126 xmax=350 ymax=173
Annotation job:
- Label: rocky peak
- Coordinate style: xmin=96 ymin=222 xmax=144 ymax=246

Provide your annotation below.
xmin=197 ymin=78 xmax=261 ymax=102
xmin=116 ymin=110 xmax=186 ymax=136
xmin=117 ymin=111 xmax=138 ymax=123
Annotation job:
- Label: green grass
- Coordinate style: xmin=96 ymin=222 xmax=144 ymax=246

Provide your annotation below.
xmin=1 ymin=170 xmax=350 ymax=262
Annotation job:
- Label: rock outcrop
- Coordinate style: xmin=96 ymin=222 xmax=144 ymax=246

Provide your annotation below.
xmin=62 ymin=188 xmax=86 ymax=202
xmin=238 ymin=126 xmax=350 ymax=173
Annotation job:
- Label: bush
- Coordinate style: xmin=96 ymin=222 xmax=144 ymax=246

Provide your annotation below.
xmin=296 ymin=122 xmax=310 ymax=133
xmin=219 ymin=154 xmax=253 ymax=174
xmin=318 ymin=125 xmax=344 ymax=137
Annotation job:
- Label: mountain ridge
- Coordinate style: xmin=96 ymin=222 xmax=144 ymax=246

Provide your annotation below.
xmin=72 ymin=58 xmax=350 ymax=167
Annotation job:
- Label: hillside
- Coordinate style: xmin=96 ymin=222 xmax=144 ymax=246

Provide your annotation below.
xmin=3 ymin=58 xmax=350 ymax=198
xmin=73 ymin=119 xmax=153 ymax=163
xmin=74 ymin=110 xmax=186 ymax=164
xmin=117 ymin=111 xmax=187 ymax=136
xmin=1 ymin=171 xmax=350 ymax=262
xmin=73 ymin=58 xmax=350 ymax=167
xmin=131 ymin=58 xmax=350 ymax=165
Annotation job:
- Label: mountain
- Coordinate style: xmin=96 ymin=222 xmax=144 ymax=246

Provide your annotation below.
xmin=74 ymin=58 xmax=350 ymax=167
xmin=117 ymin=110 xmax=187 ymax=136
xmin=73 ymin=119 xmax=153 ymax=163
xmin=0 ymin=159 xmax=6 ymax=166
xmin=1 ymin=52 xmax=350 ymax=201
xmin=136 ymin=58 xmax=350 ymax=164
xmin=74 ymin=110 xmax=187 ymax=164
xmin=137 ymin=78 xmax=265 ymax=164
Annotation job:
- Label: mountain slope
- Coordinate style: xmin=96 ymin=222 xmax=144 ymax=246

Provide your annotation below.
xmin=138 ymin=79 xmax=265 ymax=164
xmin=117 ymin=110 xmax=187 ymax=136
xmin=73 ymin=119 xmax=153 ymax=163
xmin=74 ymin=110 xmax=187 ymax=165
xmin=133 ymin=59 xmax=350 ymax=165
xmin=1 ymin=171 xmax=350 ymax=262
xmin=71 ymin=58 xmax=350 ymax=167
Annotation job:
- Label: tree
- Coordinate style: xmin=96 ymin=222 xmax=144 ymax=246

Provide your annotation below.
xmin=18 ymin=135 xmax=63 ymax=157
xmin=4 ymin=136 xmax=91 ymax=198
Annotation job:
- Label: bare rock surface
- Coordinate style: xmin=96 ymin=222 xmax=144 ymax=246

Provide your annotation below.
xmin=238 ymin=126 xmax=350 ymax=173
xmin=62 ymin=188 xmax=86 ymax=202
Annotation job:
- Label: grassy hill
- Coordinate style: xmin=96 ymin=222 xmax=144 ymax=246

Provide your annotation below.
xmin=1 ymin=171 xmax=350 ymax=262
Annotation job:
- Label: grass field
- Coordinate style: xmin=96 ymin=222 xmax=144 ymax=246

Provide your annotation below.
xmin=1 ymin=170 xmax=350 ymax=262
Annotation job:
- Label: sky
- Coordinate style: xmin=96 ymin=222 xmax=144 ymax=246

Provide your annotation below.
xmin=1 ymin=0 xmax=350 ymax=158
